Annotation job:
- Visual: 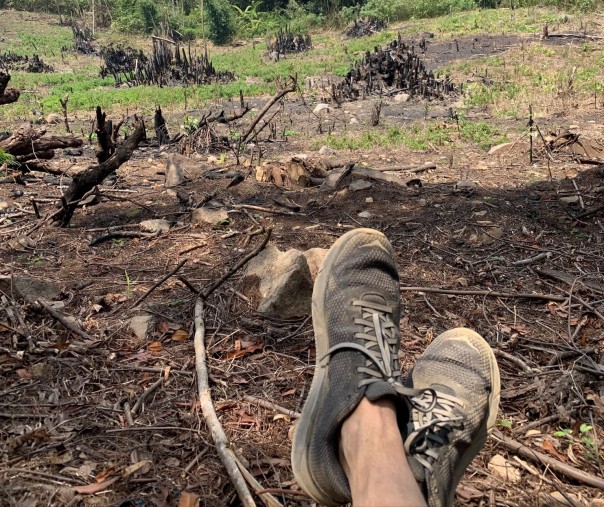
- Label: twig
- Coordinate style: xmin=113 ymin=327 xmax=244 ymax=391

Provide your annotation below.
xmin=193 ymin=300 xmax=256 ymax=507
xmin=231 ymin=204 xmax=299 ymax=216
xmin=89 ymin=230 xmax=161 ymax=247
xmin=241 ymin=77 xmax=297 ymax=143
xmin=422 ymin=294 xmax=444 ymax=318
xmin=512 ymin=414 xmax=561 ymax=435
xmin=493 ymin=349 xmax=540 ymax=374
xmin=255 ymin=489 xmax=310 ymax=499
xmin=492 ymin=430 xmax=604 ymax=490
xmin=511 ymin=251 xmax=552 ymax=266
xmin=179 ymin=243 xmax=207 ymax=255
xmin=399 ymin=287 xmax=566 ymax=302
xmin=123 ymin=402 xmax=134 ymax=426
xmin=176 ymin=275 xmax=200 ymax=296
xmin=184 ymin=448 xmax=209 ymax=474
xmin=201 ymin=228 xmax=272 ymax=300
xmin=131 ymin=377 xmax=163 ymax=415
xmin=130 ymin=259 xmax=187 ymax=308
xmin=37 ymin=299 xmax=93 ymax=341
xmin=227 ymin=448 xmax=283 ymax=507
xmin=243 ymin=395 xmax=301 ymax=419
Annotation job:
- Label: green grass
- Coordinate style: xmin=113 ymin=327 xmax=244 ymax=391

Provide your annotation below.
xmin=318 ymin=120 xmax=504 ymax=151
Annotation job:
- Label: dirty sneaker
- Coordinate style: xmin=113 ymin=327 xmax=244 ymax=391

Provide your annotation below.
xmin=291 ymin=228 xmax=408 ymax=506
xmin=403 ymin=328 xmax=501 ymax=507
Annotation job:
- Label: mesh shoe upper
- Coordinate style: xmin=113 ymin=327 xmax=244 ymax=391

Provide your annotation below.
xmin=403 ymin=328 xmax=501 ymax=507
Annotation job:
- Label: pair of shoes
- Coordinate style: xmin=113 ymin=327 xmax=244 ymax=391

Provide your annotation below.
xmin=291 ymin=228 xmax=501 ymax=507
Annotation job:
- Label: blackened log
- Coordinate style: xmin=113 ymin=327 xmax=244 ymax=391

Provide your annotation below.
xmin=154 ymin=107 xmax=170 ymax=146
xmin=56 ymin=118 xmax=146 ymax=227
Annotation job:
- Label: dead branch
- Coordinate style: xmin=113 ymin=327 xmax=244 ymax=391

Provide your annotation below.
xmin=89 ymin=230 xmax=160 ymax=246
xmin=193 ymin=300 xmax=256 ymax=507
xmin=241 ymin=77 xmax=297 ymax=143
xmin=492 ymin=430 xmax=604 ymax=490
xmin=243 ymin=395 xmax=301 ymax=419
xmin=131 ymin=377 xmax=163 ymax=415
xmin=37 ymin=299 xmax=93 ymax=341
xmin=56 ymin=116 xmax=146 ymax=227
xmin=351 ymin=166 xmax=410 ymax=188
xmin=201 ymin=228 xmax=272 ymax=300
xmin=399 ymin=286 xmax=567 ymax=302
xmin=227 ymin=448 xmax=283 ymax=507
xmin=371 ymin=163 xmax=436 ymax=173
xmin=131 ymin=259 xmax=187 ymax=308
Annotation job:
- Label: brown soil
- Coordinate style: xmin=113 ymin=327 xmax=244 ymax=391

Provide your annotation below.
xmin=1 ymin=26 xmax=604 ymax=507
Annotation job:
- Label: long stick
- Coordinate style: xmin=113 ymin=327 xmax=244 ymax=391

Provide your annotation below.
xmin=131 ymin=259 xmax=187 ymax=308
xmin=492 ymin=430 xmax=604 ymax=490
xmin=37 ymin=299 xmax=93 ymax=341
xmin=194 ymin=300 xmax=256 ymax=507
xmin=399 ymin=287 xmax=566 ymax=302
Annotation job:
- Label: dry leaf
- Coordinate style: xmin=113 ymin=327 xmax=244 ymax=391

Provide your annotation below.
xmin=16 ymin=368 xmax=32 ymax=379
xmin=148 ymin=341 xmax=163 ymax=352
xmin=178 ymin=491 xmax=200 ymax=507
xmin=172 ymin=329 xmax=189 ymax=341
xmin=159 ymin=322 xmax=171 ymax=333
xmin=488 ymin=454 xmax=521 ymax=483
xmin=273 ymin=413 xmax=291 ymax=422
xmin=72 ymin=476 xmax=119 ymax=494
xmin=95 ymin=466 xmax=116 ymax=483
xmin=542 ymin=440 xmax=568 ymax=463
xmin=121 ymin=460 xmax=152 ymax=478
xmin=281 ymin=388 xmax=296 ymax=397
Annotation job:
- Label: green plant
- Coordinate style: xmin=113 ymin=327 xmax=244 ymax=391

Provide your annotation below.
xmin=554 ymin=424 xmax=599 ymax=462
xmin=497 ymin=419 xmax=513 ymax=429
xmin=206 ymin=0 xmax=237 ymax=45
xmin=0 ymin=149 xmax=15 ymax=166
xmin=124 ymin=270 xmax=138 ymax=299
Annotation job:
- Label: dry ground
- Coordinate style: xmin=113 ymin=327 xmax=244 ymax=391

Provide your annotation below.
xmin=1 ymin=10 xmax=604 ymax=507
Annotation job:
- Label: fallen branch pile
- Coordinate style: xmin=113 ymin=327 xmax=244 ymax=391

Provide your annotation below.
xmin=333 ymin=33 xmax=456 ymax=102
xmin=344 ymin=17 xmax=387 ymax=38
xmin=101 ymin=39 xmax=234 ymax=87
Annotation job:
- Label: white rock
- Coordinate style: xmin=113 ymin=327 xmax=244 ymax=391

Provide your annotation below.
xmin=350 ymin=117 xmax=359 ymax=125
xmin=313 ymin=103 xmax=332 ymax=114
xmin=365 ymin=197 xmax=373 ymax=203
xmin=139 ymin=219 xmax=170 ymax=233
xmin=357 ymin=211 xmax=372 ymax=218
xmin=394 ymin=93 xmax=410 ymax=103
xmin=191 ymin=207 xmax=229 ymax=226
xmin=128 ymin=315 xmax=154 ymax=340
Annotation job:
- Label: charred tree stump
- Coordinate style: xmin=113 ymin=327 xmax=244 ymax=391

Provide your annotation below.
xmin=371 ymin=101 xmax=383 ymax=126
xmin=0 ymin=71 xmax=20 ymax=106
xmin=56 ymin=117 xmax=146 ymax=227
xmin=154 ymin=107 xmax=170 ymax=146
xmin=95 ymin=106 xmax=114 ymax=163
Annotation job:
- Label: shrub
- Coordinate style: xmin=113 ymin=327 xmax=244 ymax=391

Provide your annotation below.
xmin=205 ymin=0 xmax=237 ymax=44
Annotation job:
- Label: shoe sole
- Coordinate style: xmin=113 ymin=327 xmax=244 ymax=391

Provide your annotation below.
xmin=436 ymin=328 xmax=501 ymax=507
xmin=292 ymin=228 xmax=388 ymax=506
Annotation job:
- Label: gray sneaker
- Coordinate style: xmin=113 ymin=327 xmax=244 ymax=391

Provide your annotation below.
xmin=291 ymin=228 xmax=408 ymax=506
xmin=403 ymin=328 xmax=501 ymax=507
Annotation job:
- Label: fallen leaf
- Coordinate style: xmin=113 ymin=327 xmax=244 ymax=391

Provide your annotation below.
xmin=543 ymin=440 xmax=568 ymax=463
xmin=95 ymin=466 xmax=116 ymax=482
xmin=72 ymin=476 xmax=119 ymax=494
xmin=488 ymin=454 xmax=521 ymax=483
xmin=122 ymin=460 xmax=152 ymax=478
xmin=281 ymin=388 xmax=296 ymax=397
xmin=148 ymin=341 xmax=163 ymax=353
xmin=159 ymin=322 xmax=171 ymax=333
xmin=16 ymin=369 xmax=32 ymax=379
xmin=273 ymin=413 xmax=291 ymax=422
xmin=178 ymin=491 xmax=200 ymax=507
xmin=172 ymin=329 xmax=189 ymax=341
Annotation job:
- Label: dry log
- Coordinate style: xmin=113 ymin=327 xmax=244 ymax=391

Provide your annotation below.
xmin=56 ymin=117 xmax=146 ymax=226
xmin=351 ymin=166 xmax=409 ymax=187
xmin=0 ymin=71 xmax=20 ymax=105
xmin=371 ymin=162 xmax=436 ymax=173
xmin=0 ymin=125 xmax=82 ymax=157
xmin=154 ymin=106 xmax=170 ymax=146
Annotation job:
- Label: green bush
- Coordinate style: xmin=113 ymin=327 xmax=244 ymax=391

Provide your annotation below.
xmin=114 ymin=0 xmax=159 ymax=34
xmin=206 ymin=0 xmax=237 ymax=44
xmin=360 ymin=0 xmax=478 ymax=21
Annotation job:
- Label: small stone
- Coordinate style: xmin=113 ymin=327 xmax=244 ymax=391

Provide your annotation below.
xmin=559 ymin=195 xmax=580 ymax=205
xmin=419 ymin=198 xmax=427 ymax=207
xmin=357 ymin=211 xmax=372 ymax=218
xmin=191 ymin=207 xmax=229 ymax=226
xmin=348 ymin=179 xmax=373 ymax=192
xmin=0 ymin=201 xmax=10 ymax=210
xmin=46 ymin=113 xmax=62 ymax=124
xmin=318 ymin=145 xmax=336 ymax=156
xmin=393 ymin=93 xmax=410 ymax=103
xmin=64 ymin=148 xmax=83 ymax=157
xmin=128 ymin=315 xmax=154 ymax=340
xmin=454 ymin=180 xmax=477 ymax=193
xmin=139 ymin=219 xmax=170 ymax=233
xmin=365 ymin=197 xmax=373 ymax=203
xmin=349 ymin=117 xmax=359 ymax=125
xmin=313 ymin=103 xmax=332 ymax=114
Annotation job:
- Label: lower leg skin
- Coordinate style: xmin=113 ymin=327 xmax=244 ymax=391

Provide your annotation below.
xmin=340 ymin=398 xmax=427 ymax=507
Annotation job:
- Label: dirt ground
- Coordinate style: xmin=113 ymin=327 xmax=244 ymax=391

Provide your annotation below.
xmin=1 ymin=24 xmax=604 ymax=507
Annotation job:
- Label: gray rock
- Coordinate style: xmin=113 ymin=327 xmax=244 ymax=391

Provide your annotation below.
xmin=394 ymin=93 xmax=410 ymax=103
xmin=313 ymin=103 xmax=332 ymax=114
xmin=559 ymin=195 xmax=580 ymax=205
xmin=241 ymin=244 xmax=312 ymax=318
xmin=357 ymin=211 xmax=372 ymax=218
xmin=191 ymin=207 xmax=229 ymax=226
xmin=349 ymin=179 xmax=373 ymax=192
xmin=128 ymin=314 xmax=154 ymax=340
xmin=302 ymin=248 xmax=328 ymax=281
xmin=318 ymin=145 xmax=337 ymax=156
xmin=140 ymin=219 xmax=170 ymax=233
xmin=0 ymin=275 xmax=61 ymax=303
xmin=349 ymin=117 xmax=359 ymax=125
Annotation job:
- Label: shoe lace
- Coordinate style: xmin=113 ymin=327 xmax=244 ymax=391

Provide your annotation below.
xmin=321 ymin=298 xmax=408 ymax=394
xmin=403 ymin=388 xmax=465 ymax=475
